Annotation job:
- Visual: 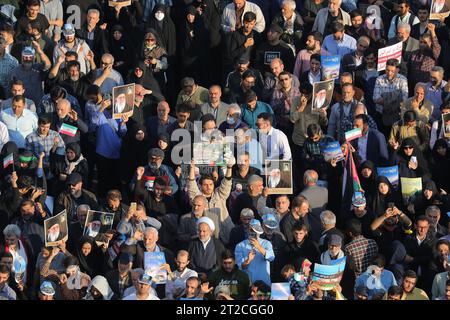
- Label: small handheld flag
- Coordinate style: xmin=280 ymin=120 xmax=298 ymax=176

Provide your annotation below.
xmin=3 ymin=153 xmax=14 ymax=169
xmin=345 ymin=128 xmax=362 ymax=142
xmin=59 ymin=123 xmax=78 ymax=137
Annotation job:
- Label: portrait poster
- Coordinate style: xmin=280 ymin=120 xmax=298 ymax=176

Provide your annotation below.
xmin=192 ymin=138 xmax=232 ymax=166
xmin=44 ymin=209 xmax=68 ymax=247
xmin=112 ymin=83 xmax=135 ymax=119
xmin=377 ymin=42 xmax=402 ymax=71
xmin=144 ymin=252 xmax=167 ymax=284
xmin=322 ymin=55 xmax=340 ymax=80
xmin=430 ymin=0 xmax=450 ymax=20
xmin=443 ymin=113 xmax=450 ymax=137
xmin=312 ymin=79 xmax=334 ymax=111
xmin=312 ymin=257 xmax=347 ymax=291
xmin=83 ymin=210 xmax=115 ymax=238
xmin=108 ymin=0 xmax=131 ymax=7
xmin=377 ymin=166 xmax=399 ymax=188
xmin=271 ymin=283 xmax=291 ymax=300
xmin=265 ymin=160 xmax=293 ymax=195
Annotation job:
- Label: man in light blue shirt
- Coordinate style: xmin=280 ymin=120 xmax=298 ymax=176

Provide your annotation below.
xmin=322 ymin=22 xmax=357 ymax=59
xmin=0 ymin=95 xmax=38 ymax=149
xmin=235 ymin=219 xmax=275 ymax=286
xmin=93 ymin=53 xmax=124 ymax=94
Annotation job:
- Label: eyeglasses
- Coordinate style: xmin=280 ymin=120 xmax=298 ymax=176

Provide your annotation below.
xmin=403 ymin=146 xmax=413 ymax=150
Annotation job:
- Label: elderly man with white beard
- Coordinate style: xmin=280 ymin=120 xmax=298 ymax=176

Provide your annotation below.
xmin=188 ymin=217 xmax=226 ymax=277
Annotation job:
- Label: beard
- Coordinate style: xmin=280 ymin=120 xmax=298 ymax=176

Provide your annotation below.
xmin=22 ymin=62 xmax=33 ymax=69
xmin=268 ymin=176 xmax=281 ymax=188
xmin=115 ymin=101 xmax=127 ymax=113
xmin=314 ymin=96 xmax=326 ymax=108
xmin=48 ymin=230 xmax=60 ymax=242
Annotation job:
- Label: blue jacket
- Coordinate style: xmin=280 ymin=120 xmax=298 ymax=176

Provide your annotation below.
xmin=239 ymin=101 xmax=274 ymax=129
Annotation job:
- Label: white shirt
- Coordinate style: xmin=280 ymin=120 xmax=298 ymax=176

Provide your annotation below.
xmin=259 ymin=127 xmax=292 ymax=160
xmin=0 ymin=120 xmax=9 ymax=151
xmin=201 ymin=237 xmax=212 ymax=250
xmin=0 ymin=108 xmax=38 ymax=148
xmin=122 ymin=292 xmax=160 ymax=300
xmin=165 ymin=268 xmax=198 ymax=300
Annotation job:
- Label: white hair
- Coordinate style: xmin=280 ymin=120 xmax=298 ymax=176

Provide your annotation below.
xmin=87 ymin=8 xmax=100 ymax=17
xmin=397 ymin=22 xmax=411 ymax=33
xmin=282 ymin=0 xmax=296 ymax=11
xmin=320 ymin=210 xmax=336 ymax=226
xmin=3 ymin=224 xmax=21 ymax=238
xmin=228 ymin=103 xmax=241 ymax=116
xmin=144 ymin=227 xmax=158 ymax=237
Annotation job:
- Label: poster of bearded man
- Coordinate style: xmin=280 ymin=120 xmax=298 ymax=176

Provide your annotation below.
xmin=112 ymin=83 xmax=135 ymax=119
xmin=44 ymin=210 xmax=68 ymax=247
xmin=312 ymin=79 xmax=334 ymax=111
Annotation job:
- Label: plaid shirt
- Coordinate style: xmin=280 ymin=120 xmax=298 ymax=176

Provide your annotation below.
xmin=303 ymin=135 xmax=335 ymax=157
xmin=118 ymin=273 xmax=130 ymax=298
xmin=408 ymin=37 xmax=441 ymax=85
xmin=344 ymin=235 xmax=378 ymax=275
xmin=0 ymin=53 xmax=18 ymax=90
xmin=25 ymin=129 xmax=65 ymax=167
xmin=373 ymin=74 xmax=409 ymax=113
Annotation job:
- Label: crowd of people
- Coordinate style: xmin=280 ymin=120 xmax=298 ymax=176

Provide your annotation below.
xmin=0 ymin=0 xmax=449 ymax=301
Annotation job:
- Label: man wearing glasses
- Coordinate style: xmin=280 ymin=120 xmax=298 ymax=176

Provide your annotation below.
xmin=93 ymin=53 xmax=124 ymax=94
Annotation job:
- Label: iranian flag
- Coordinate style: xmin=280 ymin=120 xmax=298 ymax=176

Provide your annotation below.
xmin=59 ymin=123 xmax=78 ymax=137
xmin=3 ymin=153 xmax=14 ymax=169
xmin=345 ymin=128 xmax=362 ymax=142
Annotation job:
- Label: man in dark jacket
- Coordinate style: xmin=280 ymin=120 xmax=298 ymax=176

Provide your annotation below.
xmin=403 ymin=215 xmax=436 ymax=291
xmin=207 ymin=249 xmax=251 ymax=300
xmin=228 ymin=208 xmax=254 ymax=251
xmin=105 ymin=252 xmax=134 ymax=299
xmin=75 ymin=8 xmax=108 ymax=67
xmin=188 ymin=217 xmax=225 ymax=277
xmin=53 ymin=172 xmax=99 ymax=221
xmin=351 ymin=114 xmax=389 ymax=167
xmin=261 ymin=213 xmax=287 ymax=282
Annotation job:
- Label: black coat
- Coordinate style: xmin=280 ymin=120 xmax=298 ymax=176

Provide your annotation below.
xmin=285 ymin=238 xmax=321 ymax=270
xmin=188 ymin=237 xmax=225 ymax=275
xmin=76 ymin=24 xmax=109 ymax=66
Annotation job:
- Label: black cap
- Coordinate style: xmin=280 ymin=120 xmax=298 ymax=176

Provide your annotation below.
xmin=118 ymin=252 xmax=133 ymax=265
xmin=67 ymin=172 xmax=82 ymax=185
xmin=148 ymin=148 xmax=165 ymax=159
xmin=269 ymin=23 xmax=283 ymax=34
xmin=237 ymin=55 xmax=250 ymax=64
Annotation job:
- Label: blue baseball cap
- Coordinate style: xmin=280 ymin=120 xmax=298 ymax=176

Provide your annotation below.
xmin=262 ymin=213 xmax=278 ymax=229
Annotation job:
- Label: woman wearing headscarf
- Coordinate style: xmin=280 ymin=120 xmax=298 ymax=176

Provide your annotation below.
xmin=146 ymin=4 xmax=176 ymax=61
xmin=126 ymin=60 xmax=163 ymax=98
xmin=76 ymin=236 xmax=108 ymax=278
xmin=139 ymin=29 xmax=169 ymax=93
xmin=50 ymin=142 xmax=89 ymax=195
xmin=412 ymin=180 xmax=450 ymax=218
xmin=108 ymin=24 xmax=135 ymax=79
xmin=391 ymin=137 xmax=431 ymax=181
xmin=430 ymin=138 xmax=450 ymax=192
xmin=359 ymin=160 xmax=377 ymax=207
xmin=177 ymin=5 xmax=210 ymax=86
xmin=371 ymin=176 xmax=403 ymax=217
xmin=83 ymin=275 xmax=115 ymax=300
xmin=119 ymin=123 xmax=152 ymax=186
xmin=156 ymin=133 xmax=174 ymax=169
